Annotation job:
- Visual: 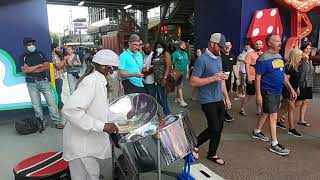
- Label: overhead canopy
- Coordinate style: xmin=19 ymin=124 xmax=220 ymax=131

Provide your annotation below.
xmin=47 ymin=0 xmax=168 ymax=9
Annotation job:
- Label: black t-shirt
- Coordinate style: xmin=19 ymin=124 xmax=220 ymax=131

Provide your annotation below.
xmin=285 ymin=64 xmax=301 ymax=90
xmin=19 ymin=51 xmax=48 ymax=78
xmin=221 ymin=52 xmax=236 ymax=73
xmin=282 ymin=64 xmax=301 ymax=98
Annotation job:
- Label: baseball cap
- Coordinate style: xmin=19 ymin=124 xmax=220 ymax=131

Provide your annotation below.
xmin=51 ymin=43 xmax=59 ymax=50
xmin=210 ymin=33 xmax=226 ymax=48
xmin=92 ymin=49 xmax=119 ymax=66
xmin=23 ymin=37 xmax=36 ymax=45
xmin=128 ymin=34 xmax=140 ymax=42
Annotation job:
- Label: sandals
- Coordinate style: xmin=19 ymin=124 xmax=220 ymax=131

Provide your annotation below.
xmin=192 ymin=148 xmax=200 ymax=160
xmin=279 ymin=116 xmax=285 ymax=123
xmin=206 ymin=156 xmax=225 ymax=165
xmin=239 ymin=110 xmax=248 ymax=116
xmin=297 ymin=122 xmax=311 ymax=127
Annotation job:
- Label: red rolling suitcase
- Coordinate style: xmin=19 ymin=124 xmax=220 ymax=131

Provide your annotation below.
xmin=13 ymin=152 xmax=70 ymax=180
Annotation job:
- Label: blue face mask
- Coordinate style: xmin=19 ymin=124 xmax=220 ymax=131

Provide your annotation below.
xmin=27 ymin=45 xmax=36 ymax=52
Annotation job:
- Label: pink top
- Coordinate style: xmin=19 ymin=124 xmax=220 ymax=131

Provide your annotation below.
xmin=245 ymin=51 xmax=261 ymax=81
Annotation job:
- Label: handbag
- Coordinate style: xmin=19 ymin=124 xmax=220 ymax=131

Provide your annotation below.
xmin=168 ymin=68 xmax=182 ymax=82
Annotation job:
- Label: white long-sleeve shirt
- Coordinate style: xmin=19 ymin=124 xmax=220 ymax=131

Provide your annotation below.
xmin=62 ymin=70 xmax=112 ymax=161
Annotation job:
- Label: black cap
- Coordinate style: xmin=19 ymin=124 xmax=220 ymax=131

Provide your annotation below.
xmin=51 ymin=43 xmax=59 ymax=50
xmin=300 ymin=40 xmax=312 ymax=51
xmin=23 ymin=37 xmax=36 ymax=45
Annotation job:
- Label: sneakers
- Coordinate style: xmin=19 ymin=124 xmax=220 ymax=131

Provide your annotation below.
xmin=191 ymin=97 xmax=198 ymax=101
xmin=234 ymin=95 xmax=245 ymax=101
xmin=225 ymin=112 xmax=234 ymax=122
xmin=180 ymin=100 xmax=188 ymax=107
xmin=35 ymin=118 xmax=45 ymax=133
xmin=239 ymin=110 xmax=248 ymax=116
xmin=251 ymin=131 xmax=270 ymax=142
xmin=276 ymin=121 xmax=286 ymax=129
xmin=269 ymin=143 xmax=290 ymax=156
xmin=288 ymin=129 xmax=302 ymax=137
xmin=51 ymin=123 xmax=65 ymax=129
xmin=174 ymin=98 xmax=180 ymax=103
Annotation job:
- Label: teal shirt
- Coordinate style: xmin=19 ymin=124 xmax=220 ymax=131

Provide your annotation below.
xmin=172 ymin=50 xmax=190 ymax=77
xmin=119 ymin=49 xmax=144 ymax=87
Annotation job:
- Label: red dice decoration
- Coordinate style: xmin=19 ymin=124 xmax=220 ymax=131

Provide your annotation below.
xmin=246 ymin=8 xmax=283 ymax=52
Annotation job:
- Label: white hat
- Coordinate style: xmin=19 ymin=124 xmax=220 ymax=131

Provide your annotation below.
xmin=92 ymin=49 xmax=119 ymax=66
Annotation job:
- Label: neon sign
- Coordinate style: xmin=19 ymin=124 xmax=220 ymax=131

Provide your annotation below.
xmin=276 ymin=0 xmax=320 ymax=58
xmin=0 ymin=49 xmax=57 ymax=111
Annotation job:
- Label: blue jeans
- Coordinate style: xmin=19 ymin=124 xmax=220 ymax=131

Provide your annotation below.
xmin=155 ymin=84 xmax=171 ymax=116
xmin=67 ymin=73 xmax=77 ymax=94
xmin=55 ymin=78 xmax=64 ymax=109
xmin=26 ymin=80 xmax=61 ymax=125
xmin=144 ymin=83 xmax=156 ymax=99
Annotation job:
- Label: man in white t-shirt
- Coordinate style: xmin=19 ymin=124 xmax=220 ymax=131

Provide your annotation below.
xmin=142 ymin=43 xmax=156 ymax=98
xmin=236 ymin=39 xmax=253 ymax=100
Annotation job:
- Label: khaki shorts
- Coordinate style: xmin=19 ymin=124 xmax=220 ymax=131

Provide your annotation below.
xmin=177 ymin=76 xmax=184 ymax=88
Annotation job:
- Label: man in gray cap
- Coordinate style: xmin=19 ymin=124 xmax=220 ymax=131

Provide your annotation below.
xmin=118 ymin=34 xmax=146 ymax=94
xmin=190 ymin=33 xmax=232 ymax=165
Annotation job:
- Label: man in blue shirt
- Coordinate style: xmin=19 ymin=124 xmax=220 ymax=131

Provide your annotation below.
xmin=190 ymin=33 xmax=231 ymax=165
xmin=118 ymin=34 xmax=145 ymax=94
xmin=252 ymin=34 xmax=296 ymax=156
xmin=20 ymin=37 xmax=64 ymax=132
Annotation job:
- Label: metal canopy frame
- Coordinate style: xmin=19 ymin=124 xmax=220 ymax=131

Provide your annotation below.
xmin=47 ymin=0 xmax=169 ymax=10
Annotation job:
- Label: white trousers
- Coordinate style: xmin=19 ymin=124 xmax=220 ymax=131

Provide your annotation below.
xmin=68 ymin=157 xmax=100 ymax=180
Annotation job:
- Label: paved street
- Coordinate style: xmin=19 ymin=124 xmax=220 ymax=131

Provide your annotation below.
xmin=1 ymin=79 xmax=320 ymax=180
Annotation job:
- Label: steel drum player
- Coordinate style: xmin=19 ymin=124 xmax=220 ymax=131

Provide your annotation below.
xmin=62 ymin=49 xmax=120 ymax=180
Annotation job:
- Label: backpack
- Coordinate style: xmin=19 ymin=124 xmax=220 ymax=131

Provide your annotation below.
xmin=15 ymin=118 xmax=39 ymax=135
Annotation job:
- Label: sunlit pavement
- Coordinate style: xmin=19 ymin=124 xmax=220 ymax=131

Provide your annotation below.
xmin=1 ymin=78 xmax=320 ymax=180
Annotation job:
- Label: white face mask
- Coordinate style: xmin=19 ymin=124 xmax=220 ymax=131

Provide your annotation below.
xmin=27 ymin=45 xmax=36 ymax=52
xmin=108 ymin=71 xmax=117 ymax=78
xmin=156 ymin=48 xmax=163 ymax=55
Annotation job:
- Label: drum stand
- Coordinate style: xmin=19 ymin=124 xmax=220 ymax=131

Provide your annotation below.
xmin=111 ymin=131 xmax=176 ymax=180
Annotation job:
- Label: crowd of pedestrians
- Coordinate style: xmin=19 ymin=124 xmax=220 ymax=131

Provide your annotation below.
xmin=18 ymin=32 xmax=319 ymax=178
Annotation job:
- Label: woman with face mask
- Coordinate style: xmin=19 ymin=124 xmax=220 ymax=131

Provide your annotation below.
xmin=64 ymin=46 xmax=82 ymax=94
xmin=172 ymin=41 xmax=190 ymax=107
xmin=151 ymin=42 xmax=173 ymax=116
xmin=62 ymin=49 xmax=120 ymax=180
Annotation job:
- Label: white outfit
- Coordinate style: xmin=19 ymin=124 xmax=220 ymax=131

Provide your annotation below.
xmin=143 ymin=52 xmax=154 ymax=84
xmin=62 ymin=70 xmax=111 ymax=180
xmin=68 ymin=157 xmax=100 ymax=180
xmin=238 ymin=49 xmax=253 ymax=73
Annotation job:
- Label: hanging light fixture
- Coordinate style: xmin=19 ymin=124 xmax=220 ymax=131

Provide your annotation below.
xmin=123 ymin=4 xmax=132 ymax=9
xmin=78 ymin=1 xmax=84 ymax=6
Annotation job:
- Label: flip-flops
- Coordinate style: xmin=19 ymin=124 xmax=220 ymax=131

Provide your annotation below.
xmin=206 ymin=156 xmax=225 ymax=165
xmin=297 ymin=122 xmax=311 ymax=127
xmin=192 ymin=148 xmax=199 ymax=159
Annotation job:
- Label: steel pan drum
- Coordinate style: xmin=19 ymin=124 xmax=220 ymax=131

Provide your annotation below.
xmin=118 ymin=122 xmax=162 ymax=173
xmin=108 ymin=93 xmax=158 ymax=133
xmin=108 ymin=93 xmax=162 ymax=173
xmin=159 ymin=111 xmax=198 ymax=165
